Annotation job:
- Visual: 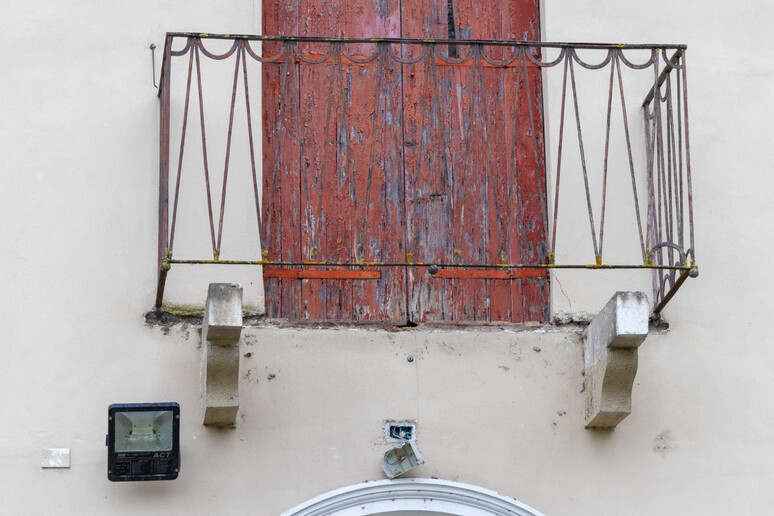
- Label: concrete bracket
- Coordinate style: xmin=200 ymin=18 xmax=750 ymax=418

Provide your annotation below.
xmin=201 ymin=283 xmax=243 ymax=427
xmin=584 ymin=291 xmax=649 ymax=429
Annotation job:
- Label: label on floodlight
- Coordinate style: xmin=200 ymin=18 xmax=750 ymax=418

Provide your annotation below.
xmin=107 ymin=403 xmax=180 ymax=482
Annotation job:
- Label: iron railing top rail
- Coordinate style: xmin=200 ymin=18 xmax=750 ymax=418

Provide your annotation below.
xmin=164 ymin=32 xmax=687 ymax=49
xmin=158 ymin=33 xmax=687 ymax=99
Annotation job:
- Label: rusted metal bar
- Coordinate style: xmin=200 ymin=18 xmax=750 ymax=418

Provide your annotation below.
xmin=616 ymin=53 xmax=646 ymax=260
xmin=638 ymin=47 xmax=695 ymax=314
xmin=168 ymin=48 xmax=194 ymax=254
xmin=193 ymin=43 xmax=218 ymax=259
xmin=568 ymin=56 xmax=599 ymax=259
xmin=214 ymin=45 xmax=243 ymax=257
xmin=681 ymin=53 xmax=695 ymax=254
xmin=642 ymin=49 xmax=683 ymax=107
xmin=241 ymin=44 xmax=261 ymax=236
xmin=150 ymin=44 xmax=157 ymax=88
xmin=550 ymin=54 xmax=569 ymax=258
xmin=598 ymin=54 xmax=616 ymax=258
xmin=155 ymin=35 xmax=173 ymax=310
xmin=652 ymin=268 xmax=693 ymax=315
xmin=154 ymin=265 xmax=169 ymax=312
xmin=168 ymin=259 xmax=690 ymax=271
xmin=166 ymin=32 xmax=687 ymax=50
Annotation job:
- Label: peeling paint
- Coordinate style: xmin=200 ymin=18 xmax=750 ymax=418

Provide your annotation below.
xmin=262 ymin=0 xmax=548 ymax=324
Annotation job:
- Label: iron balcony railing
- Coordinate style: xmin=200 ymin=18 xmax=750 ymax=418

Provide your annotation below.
xmin=154 ymin=33 xmax=696 ymax=317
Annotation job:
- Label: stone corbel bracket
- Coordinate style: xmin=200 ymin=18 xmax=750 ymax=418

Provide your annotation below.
xmin=201 ymin=283 xmax=243 ymax=427
xmin=584 ymin=291 xmax=649 ymax=429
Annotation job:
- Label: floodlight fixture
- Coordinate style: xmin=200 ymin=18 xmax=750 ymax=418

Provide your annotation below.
xmin=107 ymin=402 xmax=180 ymax=482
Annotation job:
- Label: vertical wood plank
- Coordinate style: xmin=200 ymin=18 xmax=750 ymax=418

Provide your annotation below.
xmin=263 ymin=1 xmax=301 ymax=318
xmin=401 ymin=1 xmax=455 ymax=322
xmin=298 ymin=0 xmax=404 ymax=321
xmin=502 ymin=0 xmax=549 ymax=322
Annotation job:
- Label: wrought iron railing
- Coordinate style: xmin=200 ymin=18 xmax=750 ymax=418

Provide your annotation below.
xmin=154 ymin=33 xmax=696 ymax=317
xmin=642 ymin=49 xmax=696 ymax=315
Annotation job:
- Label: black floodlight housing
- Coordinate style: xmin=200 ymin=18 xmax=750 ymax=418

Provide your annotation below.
xmin=107 ymin=402 xmax=180 ymax=481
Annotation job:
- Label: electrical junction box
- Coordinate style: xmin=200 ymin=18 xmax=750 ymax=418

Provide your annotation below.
xmin=107 ymin=402 xmax=180 ymax=482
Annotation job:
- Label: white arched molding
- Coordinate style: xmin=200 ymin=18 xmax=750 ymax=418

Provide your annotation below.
xmin=280 ymin=478 xmax=546 ymax=516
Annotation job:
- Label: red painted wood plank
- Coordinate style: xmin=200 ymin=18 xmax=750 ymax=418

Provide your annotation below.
xmin=278 ymin=61 xmax=302 ymax=319
xmin=263 ymin=268 xmax=300 ymax=279
xmin=432 ymin=269 xmax=546 ymax=280
xmin=263 ymin=269 xmax=381 ymax=280
xmin=300 ymin=270 xmax=380 ymax=280
xmin=349 ymin=57 xmax=406 ymax=321
xmin=401 ymin=0 xmax=548 ymax=323
xmin=263 ymin=1 xmax=302 ymax=318
xmin=292 ymin=53 xmax=539 ymax=69
xmin=502 ymin=0 xmax=549 ymax=322
xmin=401 ymin=1 xmax=455 ymax=322
xmin=261 ymin=62 xmax=285 ymax=317
xmin=297 ymin=0 xmax=404 ymax=321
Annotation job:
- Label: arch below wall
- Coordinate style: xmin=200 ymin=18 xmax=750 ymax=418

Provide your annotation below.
xmin=280 ymin=478 xmax=546 ymax=516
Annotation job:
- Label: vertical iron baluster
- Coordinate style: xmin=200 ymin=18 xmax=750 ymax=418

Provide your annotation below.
xmin=598 ymin=52 xmax=616 ymax=259
xmin=568 ymin=52 xmax=599 ymax=261
xmin=215 ymin=44 xmax=243 ymax=260
xmin=676 ymin=58 xmax=684 ymax=252
xmin=615 ymin=52 xmax=646 ymax=261
xmin=169 ymin=42 xmax=194 ymax=255
xmin=681 ymin=52 xmax=694 ymax=256
xmin=550 ymin=51 xmax=569 ymax=259
xmin=664 ymin=74 xmax=675 ymax=269
xmin=194 ymin=42 xmax=218 ymax=258
xmin=240 ymin=42 xmax=261 ymax=250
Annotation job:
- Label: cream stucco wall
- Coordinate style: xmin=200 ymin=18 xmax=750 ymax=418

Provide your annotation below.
xmin=1 ymin=1 xmax=772 ymax=515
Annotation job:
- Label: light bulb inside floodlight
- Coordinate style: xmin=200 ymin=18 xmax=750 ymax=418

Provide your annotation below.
xmin=114 ymin=411 xmax=173 ymax=452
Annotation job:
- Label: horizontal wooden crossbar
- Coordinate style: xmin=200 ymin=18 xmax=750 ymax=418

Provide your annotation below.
xmin=288 ymin=54 xmax=539 ymax=69
xmin=263 ymin=268 xmax=547 ymax=281
xmin=431 ymin=269 xmax=547 ymax=280
xmin=263 ymin=269 xmax=381 ymax=280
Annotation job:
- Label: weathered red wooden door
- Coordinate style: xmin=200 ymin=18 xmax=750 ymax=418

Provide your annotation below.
xmin=262 ymin=0 xmax=549 ymax=323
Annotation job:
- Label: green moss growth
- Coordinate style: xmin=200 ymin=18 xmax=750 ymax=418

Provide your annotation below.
xmin=162 ymin=304 xmax=205 ymax=317
xmin=161 ymin=304 xmax=264 ymax=318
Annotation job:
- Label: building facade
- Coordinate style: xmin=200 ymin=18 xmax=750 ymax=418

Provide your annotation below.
xmin=1 ymin=1 xmax=771 ymax=514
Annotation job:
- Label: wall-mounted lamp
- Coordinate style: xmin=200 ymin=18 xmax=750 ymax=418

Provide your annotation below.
xmin=107 ymin=403 xmax=180 ymax=481
xmin=382 ymin=440 xmax=423 ymax=479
